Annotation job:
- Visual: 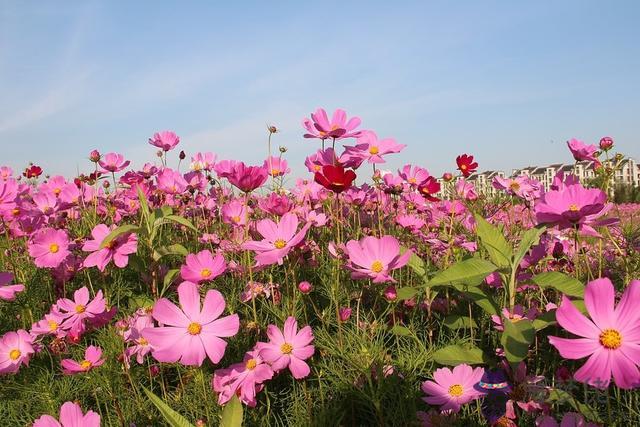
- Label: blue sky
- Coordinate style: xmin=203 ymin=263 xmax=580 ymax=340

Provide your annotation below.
xmin=1 ymin=1 xmax=639 ymax=179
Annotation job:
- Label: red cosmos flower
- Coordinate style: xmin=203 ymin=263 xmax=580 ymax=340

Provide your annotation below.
xmin=23 ymin=165 xmax=43 ymax=179
xmin=456 ymin=154 xmax=478 ymax=177
xmin=418 ymin=176 xmax=441 ymax=201
xmin=314 ymin=165 xmax=356 ymax=193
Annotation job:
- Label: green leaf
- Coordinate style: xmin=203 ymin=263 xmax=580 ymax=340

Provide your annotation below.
xmin=532 ymin=310 xmax=556 ymax=331
xmin=443 ymin=315 xmax=478 ymax=330
xmin=166 ymin=215 xmax=198 ymax=232
xmin=512 ymin=226 xmax=546 ymax=269
xmin=452 ymin=284 xmax=500 ymax=316
xmin=390 ymin=325 xmax=413 ymax=336
xmin=428 ymin=258 xmax=497 ymax=287
xmin=100 ymin=224 xmax=140 ymax=249
xmin=531 ymin=272 xmax=584 ymax=297
xmin=406 ymin=250 xmax=426 ymax=278
xmin=500 ymin=318 xmax=535 ymax=364
xmin=396 ymin=287 xmax=419 ymax=301
xmin=153 ymin=244 xmax=189 ymax=261
xmin=160 ymin=269 xmax=181 ymax=297
xmin=548 ymin=389 xmax=602 ymax=423
xmin=136 ymin=185 xmax=150 ymax=218
xmin=432 ymin=344 xmax=490 ymax=366
xmin=220 ymin=395 xmax=244 ymax=427
xmin=474 ymin=213 xmax=512 ymax=268
xmin=142 ymin=387 xmax=195 ymax=427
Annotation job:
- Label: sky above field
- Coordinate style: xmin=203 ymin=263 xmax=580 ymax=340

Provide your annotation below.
xmin=1 ymin=1 xmax=639 ymax=179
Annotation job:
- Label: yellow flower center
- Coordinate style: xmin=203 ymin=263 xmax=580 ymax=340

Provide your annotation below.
xmin=137 ymin=337 xmax=148 ymax=346
xmin=232 ymin=216 xmax=241 ymax=223
xmin=9 ymin=349 xmax=21 ymax=360
xmin=509 ymin=182 xmax=520 ymax=191
xmin=408 ymin=177 xmax=417 ymax=184
xmin=200 ymin=268 xmax=212 ymax=278
xmin=12 ymin=208 xmax=20 ymax=216
xmin=49 ymin=243 xmax=60 ymax=253
xmin=245 ymin=359 xmax=257 ymax=370
xmin=314 ymin=165 xmax=321 ymax=172
xmin=280 ymin=343 xmax=293 ymax=354
xmin=274 ymin=239 xmax=287 ymax=249
xmin=370 ymin=260 xmax=384 ymax=273
xmin=460 ymin=164 xmax=467 ymax=170
xmin=568 ymin=204 xmax=579 ymax=212
xmin=271 ymin=168 xmax=280 ymax=176
xmin=75 ymin=305 xmax=86 ymax=314
xmin=80 ymin=360 xmax=92 ymax=370
xmin=48 ymin=320 xmax=58 ymax=331
xmin=369 ymin=146 xmax=379 ymax=155
xmin=448 ymin=384 xmax=464 ymax=397
xmin=187 ymin=322 xmax=202 ymax=335
xmin=53 ymin=188 xmax=61 ymax=195
xmin=599 ymin=329 xmax=622 ymax=349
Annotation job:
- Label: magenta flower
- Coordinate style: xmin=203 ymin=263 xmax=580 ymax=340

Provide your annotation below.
xmin=98 ymin=152 xmax=130 ymax=173
xmin=190 ymin=152 xmax=217 ymax=171
xmin=156 ymin=168 xmax=188 ymax=194
xmin=344 ymin=236 xmax=412 ymax=283
xmin=256 ymin=316 xmax=315 ymax=379
xmin=340 ymin=130 xmax=406 ymax=167
xmin=0 ymin=272 xmax=24 ymax=301
xmin=567 ymin=138 xmax=600 ymax=166
xmin=180 ymin=250 xmax=226 ymax=284
xmin=61 ymin=345 xmax=105 ymax=375
xmin=0 ymin=330 xmax=34 ymax=374
xmin=534 ymin=183 xmax=607 ymax=232
xmin=421 ymin=364 xmax=485 ymax=413
xmin=263 ymin=156 xmax=290 ymax=177
xmin=398 ymin=164 xmax=431 ymax=187
xmin=149 ymin=130 xmax=180 ymax=151
xmin=548 ymin=278 xmax=640 ymax=389
xmin=123 ymin=309 xmax=155 ymax=365
xmin=212 ymin=349 xmax=274 ymax=407
xmin=55 ymin=287 xmax=107 ymax=332
xmin=493 ymin=175 xmax=542 ymax=201
xmin=30 ymin=312 xmax=65 ymax=339
xmin=82 ymin=224 xmax=138 ymax=272
xmin=143 ymin=281 xmax=239 ymax=366
xmin=242 ymin=212 xmax=311 ymax=266
xmin=28 ymin=228 xmax=71 ymax=268
xmin=221 ymin=199 xmax=250 ymax=226
xmin=0 ymin=178 xmax=17 ymax=216
xmin=302 ymin=108 xmax=362 ymax=140
xmin=226 ymin=162 xmax=268 ymax=193
xmin=33 ymin=401 xmax=100 ymax=427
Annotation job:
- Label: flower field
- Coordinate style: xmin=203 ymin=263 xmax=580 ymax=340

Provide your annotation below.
xmin=1 ymin=108 xmax=640 ymax=426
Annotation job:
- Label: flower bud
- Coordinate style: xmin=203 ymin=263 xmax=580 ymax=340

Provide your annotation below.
xmin=89 ymin=149 xmax=101 ymax=162
xmin=599 ymin=136 xmax=614 ymax=151
xmin=298 ymin=281 xmax=313 ymax=294
xmin=179 ymin=150 xmax=186 ymax=160
xmin=383 ymin=285 xmax=397 ymax=302
xmin=442 ymin=172 xmax=453 ymax=182
xmin=339 ymin=307 xmax=352 ymax=322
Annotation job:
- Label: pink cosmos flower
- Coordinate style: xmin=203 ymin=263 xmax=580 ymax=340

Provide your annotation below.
xmin=421 ymin=364 xmax=485 ymax=413
xmin=98 ymin=152 xmax=130 ymax=173
xmin=82 ymin=224 xmax=138 ymax=272
xmin=221 ymin=199 xmax=250 ymax=226
xmin=28 ymin=228 xmax=71 ymax=268
xmin=340 ymin=131 xmax=406 ymax=167
xmin=536 ymin=412 xmax=598 ymax=427
xmin=344 ymin=236 xmax=412 ymax=283
xmin=30 ymin=312 xmax=65 ymax=339
xmin=55 ymin=287 xmax=107 ymax=332
xmin=180 ymin=250 xmax=226 ymax=284
xmin=226 ymin=162 xmax=268 ymax=193
xmin=258 ymin=192 xmax=293 ymax=217
xmin=123 ymin=309 xmax=155 ymax=365
xmin=149 ymin=130 xmax=180 ymax=151
xmin=302 ymin=108 xmax=362 ymax=140
xmin=491 ymin=305 xmax=538 ymax=331
xmin=0 ymin=178 xmax=18 ymax=216
xmin=0 ymin=330 xmax=34 ymax=374
xmin=33 ymin=401 xmax=100 ymax=427
xmin=493 ymin=176 xmax=542 ymax=201
xmin=0 ymin=272 xmax=24 ymax=301
xmin=304 ymin=148 xmax=337 ymax=173
xmin=212 ymin=349 xmax=274 ymax=407
xmin=240 ymin=281 xmax=278 ymax=303
xmin=156 ymin=168 xmax=188 ymax=194
xmin=534 ymin=183 xmax=607 ymax=232
xmin=264 ymin=156 xmax=290 ymax=177
xmin=242 ymin=212 xmax=311 ymax=266
xmin=143 ymin=281 xmax=239 ymax=366
xmin=256 ymin=316 xmax=315 ymax=379
xmin=398 ymin=164 xmax=431 ymax=187
xmin=190 ymin=152 xmax=217 ymax=171
xmin=61 ymin=345 xmax=105 ymax=375
xmin=567 ymin=138 xmax=600 ymax=166
xmin=548 ymin=278 xmax=640 ymax=389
